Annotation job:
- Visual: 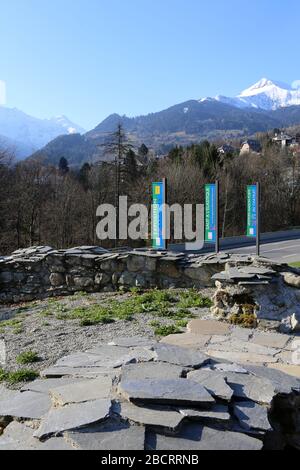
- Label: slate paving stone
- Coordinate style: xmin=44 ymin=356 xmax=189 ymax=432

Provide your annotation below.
xmin=225 ymin=372 xmax=275 ymax=404
xmin=85 ymin=345 xmax=154 ymax=368
xmin=120 ymin=362 xmax=184 ymax=382
xmin=54 ymin=352 xmax=109 ymax=368
xmin=187 ymin=369 xmax=233 ymax=401
xmin=233 ymin=401 xmax=271 ymax=432
xmin=244 ymin=365 xmax=300 ymax=394
xmin=250 ymin=331 xmax=289 ymax=350
xmin=147 ymin=423 xmax=263 ymax=450
xmin=212 ymin=363 xmax=248 ymax=374
xmin=108 ymin=337 xmax=155 ymax=348
xmin=187 ymin=320 xmax=230 ymax=336
xmin=231 ymin=328 xmax=253 ymax=342
xmin=206 ymin=350 xmax=278 ymax=364
xmin=161 ymin=333 xmax=210 ymax=349
xmin=49 ymin=377 xmax=112 ymax=405
xmin=178 ymin=404 xmax=230 ymax=423
xmin=209 ymin=335 xmax=230 ymax=345
xmin=65 ymin=420 xmax=145 ymax=450
xmin=0 ymin=422 xmax=73 ymax=450
xmin=0 ymin=391 xmax=51 ymax=419
xmin=206 ymin=339 xmax=279 ymax=356
xmin=152 ymin=343 xmax=210 ymax=368
xmin=34 ymin=398 xmax=111 ymax=439
xmin=41 ymin=366 xmax=117 ymax=379
xmin=118 ymin=379 xmax=215 ymax=407
xmin=21 ymin=378 xmax=86 ymax=394
xmin=267 ymin=363 xmax=300 ymax=378
xmin=119 ymin=402 xmax=183 ymax=430
xmin=0 ymin=385 xmax=18 ymax=402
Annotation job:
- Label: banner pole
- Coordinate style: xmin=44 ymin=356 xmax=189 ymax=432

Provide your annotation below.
xmin=256 ymin=182 xmax=260 ymax=257
xmin=215 ymin=180 xmax=220 ymax=254
xmin=163 ymin=177 xmax=168 ymax=251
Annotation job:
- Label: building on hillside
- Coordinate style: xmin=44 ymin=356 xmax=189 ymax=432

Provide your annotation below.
xmin=217 ymin=144 xmax=235 ymax=155
xmin=272 ymin=132 xmax=297 ymax=149
xmin=240 ymin=139 xmax=262 ymax=156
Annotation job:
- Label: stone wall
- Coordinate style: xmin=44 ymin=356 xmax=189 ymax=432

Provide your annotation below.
xmin=1 ymin=246 xmax=300 ymax=332
xmin=0 ymin=246 xmax=228 ymax=305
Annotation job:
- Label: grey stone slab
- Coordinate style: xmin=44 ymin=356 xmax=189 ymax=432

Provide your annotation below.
xmin=231 ymin=327 xmax=253 ymax=342
xmin=225 ymin=372 xmax=275 ymax=405
xmin=207 ymin=339 xmax=279 ymax=356
xmin=0 ymin=421 xmax=74 ymax=450
xmin=206 ymin=350 xmax=279 ymax=365
xmin=233 ymin=401 xmax=271 ymax=432
xmin=41 ymin=366 xmax=117 ymax=379
xmin=85 ymin=345 xmax=151 ymax=368
xmin=50 ymin=377 xmax=112 ymax=405
xmin=21 ymin=378 xmax=86 ymax=394
xmin=152 ymin=343 xmax=209 ymax=368
xmin=0 ymin=385 xmax=19 ymax=402
xmin=108 ymin=337 xmax=156 ymax=348
xmin=244 ymin=365 xmax=300 ymax=394
xmin=179 ymin=404 xmax=230 ymax=423
xmin=250 ymin=331 xmax=289 ymax=350
xmin=187 ymin=369 xmax=233 ymax=401
xmin=212 ymin=363 xmax=248 ymax=374
xmin=147 ymin=423 xmax=263 ymax=450
xmin=118 ymin=379 xmax=215 ymax=407
xmin=54 ymin=352 xmax=111 ymax=368
xmin=34 ymin=398 xmax=111 ymax=439
xmin=119 ymin=402 xmax=183 ymax=430
xmin=120 ymin=362 xmax=184 ymax=382
xmin=0 ymin=391 xmax=51 ymax=419
xmin=112 ymin=347 xmax=156 ymax=368
xmin=66 ymin=420 xmax=145 ymax=450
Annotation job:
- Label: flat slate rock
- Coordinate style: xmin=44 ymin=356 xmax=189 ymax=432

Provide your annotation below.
xmin=206 ymin=339 xmax=279 ymax=356
xmin=245 ymin=365 xmax=300 ymax=394
xmin=225 ymin=372 xmax=275 ymax=405
xmin=34 ymin=398 xmax=111 ymax=439
xmin=66 ymin=420 xmax=145 ymax=451
xmin=108 ymin=337 xmax=155 ymax=348
xmin=152 ymin=343 xmax=209 ymax=368
xmin=161 ymin=333 xmax=210 ymax=349
xmin=85 ymin=345 xmax=154 ymax=367
xmin=118 ymin=379 xmax=215 ymax=407
xmin=187 ymin=320 xmax=230 ymax=336
xmin=212 ymin=363 xmax=248 ymax=374
xmin=179 ymin=404 xmax=230 ymax=423
xmin=233 ymin=401 xmax=271 ymax=432
xmin=147 ymin=423 xmax=263 ymax=450
xmin=41 ymin=366 xmax=116 ymax=379
xmin=0 ymin=422 xmax=73 ymax=450
xmin=0 ymin=385 xmax=18 ymax=401
xmin=49 ymin=377 xmax=112 ymax=405
xmin=0 ymin=391 xmax=51 ymax=419
xmin=206 ymin=350 xmax=278 ymax=365
xmin=21 ymin=378 xmax=86 ymax=394
xmin=250 ymin=331 xmax=289 ymax=350
xmin=119 ymin=402 xmax=183 ymax=430
xmin=187 ymin=369 xmax=233 ymax=401
xmin=267 ymin=363 xmax=300 ymax=378
xmin=120 ymin=362 xmax=184 ymax=382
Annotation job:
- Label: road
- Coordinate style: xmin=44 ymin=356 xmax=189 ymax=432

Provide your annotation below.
xmin=169 ymin=229 xmax=300 ymax=263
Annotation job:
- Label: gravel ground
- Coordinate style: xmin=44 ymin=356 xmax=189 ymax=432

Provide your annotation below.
xmin=0 ymin=289 xmax=215 ymax=378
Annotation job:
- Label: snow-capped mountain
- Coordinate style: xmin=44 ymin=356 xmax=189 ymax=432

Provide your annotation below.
xmin=0 ymin=106 xmax=85 ymax=159
xmin=214 ymin=78 xmax=300 ymax=110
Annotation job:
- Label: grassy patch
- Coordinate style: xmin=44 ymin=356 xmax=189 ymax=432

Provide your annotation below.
xmin=16 ymin=351 xmax=40 ymax=365
xmin=175 ymin=319 xmax=189 ymax=328
xmin=290 ymin=262 xmax=300 ymax=268
xmin=0 ymin=368 xmax=39 ymax=384
xmin=153 ymin=324 xmax=182 ymax=337
xmin=177 ymin=290 xmax=213 ymax=309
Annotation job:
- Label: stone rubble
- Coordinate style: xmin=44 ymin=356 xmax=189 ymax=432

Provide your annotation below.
xmin=0 ymin=328 xmax=300 ymax=450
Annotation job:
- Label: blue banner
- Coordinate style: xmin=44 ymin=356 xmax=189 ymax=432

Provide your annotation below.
xmin=247 ymin=185 xmax=257 ymax=237
xmin=205 ymin=184 xmax=217 ymax=243
xmin=152 ymin=181 xmax=166 ymax=250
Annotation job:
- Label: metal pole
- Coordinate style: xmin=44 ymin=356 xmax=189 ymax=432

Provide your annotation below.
xmin=163 ymin=177 xmax=168 ymax=251
xmin=256 ymin=182 xmax=260 ymax=257
xmin=215 ymin=180 xmax=220 ymax=253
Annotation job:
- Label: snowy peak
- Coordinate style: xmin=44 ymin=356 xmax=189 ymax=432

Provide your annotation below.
xmin=214 ymin=78 xmax=300 ymax=110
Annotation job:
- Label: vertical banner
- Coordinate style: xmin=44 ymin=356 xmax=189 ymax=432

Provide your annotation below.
xmin=152 ymin=181 xmax=166 ymax=250
xmin=205 ymin=184 xmax=217 ymax=243
xmin=247 ymin=185 xmax=257 ymax=237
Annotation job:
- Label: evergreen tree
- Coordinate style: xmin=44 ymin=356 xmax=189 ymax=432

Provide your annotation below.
xmin=58 ymin=157 xmax=69 ymax=174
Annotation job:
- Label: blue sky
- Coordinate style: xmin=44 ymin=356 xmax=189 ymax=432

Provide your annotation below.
xmin=0 ymin=0 xmax=299 ymax=130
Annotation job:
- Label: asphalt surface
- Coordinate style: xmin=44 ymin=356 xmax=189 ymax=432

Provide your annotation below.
xmin=220 ymin=238 xmax=300 ymax=263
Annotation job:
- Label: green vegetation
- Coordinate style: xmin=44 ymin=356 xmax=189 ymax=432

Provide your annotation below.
xmin=175 ymin=319 xmax=189 ymax=328
xmin=37 ymin=288 xmax=212 ymax=327
xmin=229 ymin=312 xmax=257 ymax=328
xmin=16 ymin=351 xmax=40 ymax=365
xmin=0 ymin=368 xmax=39 ymax=384
xmin=153 ymin=324 xmax=181 ymax=337
xmin=290 ymin=262 xmax=300 ymax=268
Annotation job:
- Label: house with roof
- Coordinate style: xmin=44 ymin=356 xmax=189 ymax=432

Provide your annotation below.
xmin=217 ymin=144 xmax=235 ymax=155
xmin=272 ymin=132 xmax=297 ymax=149
xmin=240 ymin=139 xmax=262 ymax=156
